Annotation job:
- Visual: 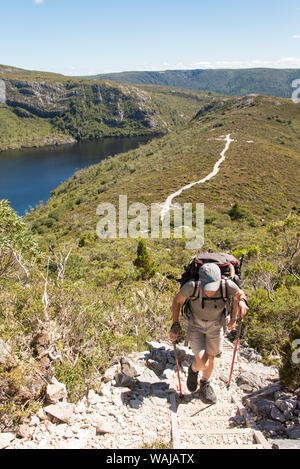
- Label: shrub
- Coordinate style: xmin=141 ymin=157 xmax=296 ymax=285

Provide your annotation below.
xmin=279 ymin=316 xmax=300 ymax=389
xmin=133 ymin=239 xmax=158 ymax=280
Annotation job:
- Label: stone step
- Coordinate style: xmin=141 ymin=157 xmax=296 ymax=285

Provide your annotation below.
xmin=177 ymin=402 xmax=238 ymax=418
xmin=180 ymin=443 xmax=264 ymax=450
xmin=178 ymin=428 xmax=256 ymax=447
xmin=180 ymin=415 xmax=244 ymax=431
xmin=179 ymin=428 xmax=255 ymax=436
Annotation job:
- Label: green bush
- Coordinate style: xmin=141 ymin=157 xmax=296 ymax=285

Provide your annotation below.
xmin=133 ymin=239 xmax=158 ymax=280
xmin=279 ymin=316 xmax=300 ymax=389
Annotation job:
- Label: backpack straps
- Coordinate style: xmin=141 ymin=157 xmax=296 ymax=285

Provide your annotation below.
xmin=186 ymin=279 xmax=228 ymax=310
xmin=221 ymin=279 xmax=228 ymax=302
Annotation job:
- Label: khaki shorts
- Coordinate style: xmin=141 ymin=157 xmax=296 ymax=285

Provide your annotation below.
xmin=183 ymin=317 xmax=224 ymax=357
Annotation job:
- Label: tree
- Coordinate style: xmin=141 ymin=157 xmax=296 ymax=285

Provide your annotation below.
xmin=0 ymin=200 xmax=39 ymax=284
xmin=268 ymin=215 xmax=300 ymax=281
xmin=133 ymin=239 xmax=158 ymax=280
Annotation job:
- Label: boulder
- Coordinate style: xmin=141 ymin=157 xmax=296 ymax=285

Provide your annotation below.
xmin=287 ymin=425 xmax=300 ymax=439
xmin=270 ymin=407 xmax=286 ymax=423
xmin=92 ymin=417 xmax=115 ymax=435
xmin=129 ymin=398 xmax=142 ymax=409
xmin=16 ymin=424 xmax=34 ymax=439
xmin=115 ymin=373 xmax=136 ymax=389
xmin=103 ymin=365 xmax=118 ymax=383
xmin=120 ymin=357 xmax=144 ymax=378
xmin=146 ymin=359 xmax=166 ymax=376
xmin=245 ymin=396 xmax=274 ymax=418
xmin=138 ymin=367 xmax=163 ymax=385
xmin=275 ymin=399 xmax=297 ymax=414
xmin=44 ymin=402 xmax=74 ymax=423
xmin=259 ymin=419 xmax=286 ymax=435
xmin=46 ymin=380 xmax=68 ymax=403
xmin=236 ymin=371 xmax=264 ymax=391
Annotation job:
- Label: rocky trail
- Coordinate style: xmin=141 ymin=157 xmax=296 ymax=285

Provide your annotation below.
xmin=2 ymin=335 xmax=299 ymax=450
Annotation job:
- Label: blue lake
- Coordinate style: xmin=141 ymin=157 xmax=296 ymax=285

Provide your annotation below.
xmin=0 ymin=136 xmax=153 ymax=215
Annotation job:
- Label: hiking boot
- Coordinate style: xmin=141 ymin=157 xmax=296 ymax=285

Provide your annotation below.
xmin=199 ymin=380 xmax=217 ymax=404
xmin=187 ymin=365 xmax=199 ymax=393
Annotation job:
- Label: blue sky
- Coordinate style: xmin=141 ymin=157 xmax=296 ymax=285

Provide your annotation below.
xmin=1 ymin=0 xmax=300 ymax=75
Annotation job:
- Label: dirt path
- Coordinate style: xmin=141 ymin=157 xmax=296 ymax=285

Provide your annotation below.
xmin=160 ymin=134 xmax=235 ymax=221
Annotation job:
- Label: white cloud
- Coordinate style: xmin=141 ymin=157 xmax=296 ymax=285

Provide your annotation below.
xmin=292 ymin=34 xmax=300 ymax=39
xmin=34 ymin=0 xmax=44 ymax=4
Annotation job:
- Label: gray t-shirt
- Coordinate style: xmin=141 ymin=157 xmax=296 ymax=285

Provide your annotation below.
xmin=180 ymin=279 xmax=241 ymax=322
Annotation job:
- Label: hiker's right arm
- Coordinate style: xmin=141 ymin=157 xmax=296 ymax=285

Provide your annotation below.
xmin=169 ymin=293 xmax=186 ymax=342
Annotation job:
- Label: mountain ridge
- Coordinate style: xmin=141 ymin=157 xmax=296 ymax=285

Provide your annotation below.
xmin=82 ymin=68 xmax=300 ymax=99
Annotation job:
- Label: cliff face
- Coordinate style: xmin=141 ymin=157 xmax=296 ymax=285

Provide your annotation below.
xmin=2 ymin=78 xmax=164 ymax=140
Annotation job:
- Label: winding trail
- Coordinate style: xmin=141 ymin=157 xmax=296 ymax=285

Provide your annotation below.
xmin=160 ymin=133 xmax=235 ymax=221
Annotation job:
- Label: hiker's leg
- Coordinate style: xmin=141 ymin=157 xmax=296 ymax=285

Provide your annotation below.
xmin=192 ymin=350 xmax=208 ymax=372
xmin=192 ymin=352 xmax=215 ymax=377
xmin=202 ymin=355 xmax=215 ymax=381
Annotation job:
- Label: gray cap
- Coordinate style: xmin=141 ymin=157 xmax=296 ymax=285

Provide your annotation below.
xmin=199 ymin=263 xmax=221 ymax=292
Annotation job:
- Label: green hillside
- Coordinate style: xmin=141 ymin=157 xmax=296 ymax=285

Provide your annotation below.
xmin=85 ymin=68 xmax=300 ymax=98
xmin=0 ymin=64 xmax=220 ymax=152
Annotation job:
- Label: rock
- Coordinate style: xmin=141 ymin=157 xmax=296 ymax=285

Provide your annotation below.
xmin=115 ymin=373 xmax=136 ymax=389
xmin=120 ymin=357 xmax=144 ymax=377
xmin=146 ymin=359 xmax=166 ymax=376
xmin=275 ymin=399 xmax=297 ymax=414
xmin=55 ymin=423 xmax=69 ymax=437
xmin=90 ymin=415 xmax=115 ymax=435
xmin=239 ymin=384 xmax=255 ymax=394
xmin=287 ymin=425 xmax=300 ymax=439
xmin=29 ymin=415 xmax=40 ymax=426
xmin=236 ymin=370 xmax=264 ymax=390
xmin=274 ymin=391 xmax=294 ymax=401
xmin=16 ymin=424 xmax=34 ymax=439
xmin=44 ymin=402 xmax=74 ymax=423
xmin=36 ymin=408 xmax=47 ymax=420
xmin=129 ymin=398 xmax=142 ymax=409
xmin=87 ymin=389 xmax=102 ymax=405
xmin=259 ymin=419 xmax=286 ymax=435
xmin=103 ymin=365 xmax=118 ymax=383
xmin=0 ymin=432 xmax=15 ymax=449
xmin=271 ymin=439 xmax=300 ymax=449
xmin=270 ymin=407 xmax=286 ymax=423
xmin=151 ymin=382 xmax=169 ymax=397
xmin=46 ymin=381 xmax=68 ymax=403
xmin=100 ymin=382 xmax=113 ymax=397
xmin=138 ymin=368 xmax=163 ymax=385
xmin=0 ymin=340 xmax=14 ymax=366
xmin=245 ymin=397 xmax=274 ymax=418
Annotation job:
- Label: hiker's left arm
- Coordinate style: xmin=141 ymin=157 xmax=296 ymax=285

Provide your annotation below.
xmin=228 ymin=291 xmax=248 ymax=331
xmin=233 ymin=290 xmax=249 ymax=319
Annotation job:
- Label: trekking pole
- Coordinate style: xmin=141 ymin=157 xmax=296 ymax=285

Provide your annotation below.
xmin=227 ymin=317 xmax=243 ymax=389
xmin=173 ymin=341 xmax=184 ymax=399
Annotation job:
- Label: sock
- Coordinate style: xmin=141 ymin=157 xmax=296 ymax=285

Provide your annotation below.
xmin=201 ymin=378 xmax=210 ymax=384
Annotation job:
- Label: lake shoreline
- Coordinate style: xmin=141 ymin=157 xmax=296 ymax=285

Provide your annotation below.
xmin=0 ymin=131 xmax=166 ymax=154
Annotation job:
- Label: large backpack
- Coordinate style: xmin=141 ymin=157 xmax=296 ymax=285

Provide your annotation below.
xmin=179 ymin=252 xmax=243 ymax=323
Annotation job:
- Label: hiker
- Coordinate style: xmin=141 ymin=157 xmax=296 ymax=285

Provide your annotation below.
xmin=169 ymin=263 xmax=249 ymax=404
